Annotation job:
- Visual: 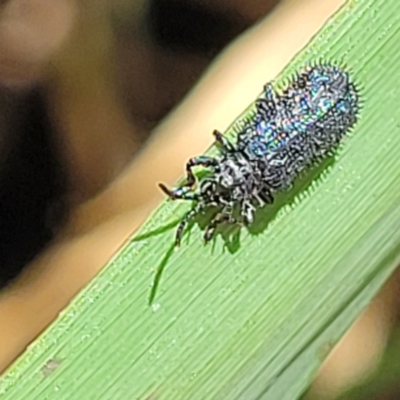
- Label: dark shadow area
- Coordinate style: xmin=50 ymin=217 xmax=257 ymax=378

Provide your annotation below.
xmin=0 ymin=88 xmax=67 ymax=288
xmin=248 ymin=156 xmax=335 ymax=235
xmin=147 ymin=0 xmax=248 ymax=55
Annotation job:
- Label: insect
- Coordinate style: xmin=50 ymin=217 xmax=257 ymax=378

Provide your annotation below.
xmin=159 ymin=63 xmax=360 ymax=245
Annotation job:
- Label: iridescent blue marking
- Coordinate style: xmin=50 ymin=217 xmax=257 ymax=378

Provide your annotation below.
xmin=243 ymin=64 xmax=356 ymax=159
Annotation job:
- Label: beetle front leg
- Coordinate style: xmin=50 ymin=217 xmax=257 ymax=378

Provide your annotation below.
xmin=159 ymin=155 xmax=218 ymax=200
xmin=185 ymin=156 xmax=219 ymax=187
xmin=158 ymin=183 xmax=199 ymax=201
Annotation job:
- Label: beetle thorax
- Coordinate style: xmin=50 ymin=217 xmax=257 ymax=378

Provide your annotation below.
xmin=218 ymin=155 xmax=253 ymax=189
xmin=199 ymin=153 xmax=263 ymax=205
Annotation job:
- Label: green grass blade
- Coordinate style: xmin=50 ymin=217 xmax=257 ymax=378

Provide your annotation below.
xmin=1 ymin=0 xmax=400 ymax=399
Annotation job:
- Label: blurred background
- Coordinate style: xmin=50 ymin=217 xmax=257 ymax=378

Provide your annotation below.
xmin=0 ymin=0 xmax=399 ymax=398
xmin=0 ymin=0 xmax=283 ymax=285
